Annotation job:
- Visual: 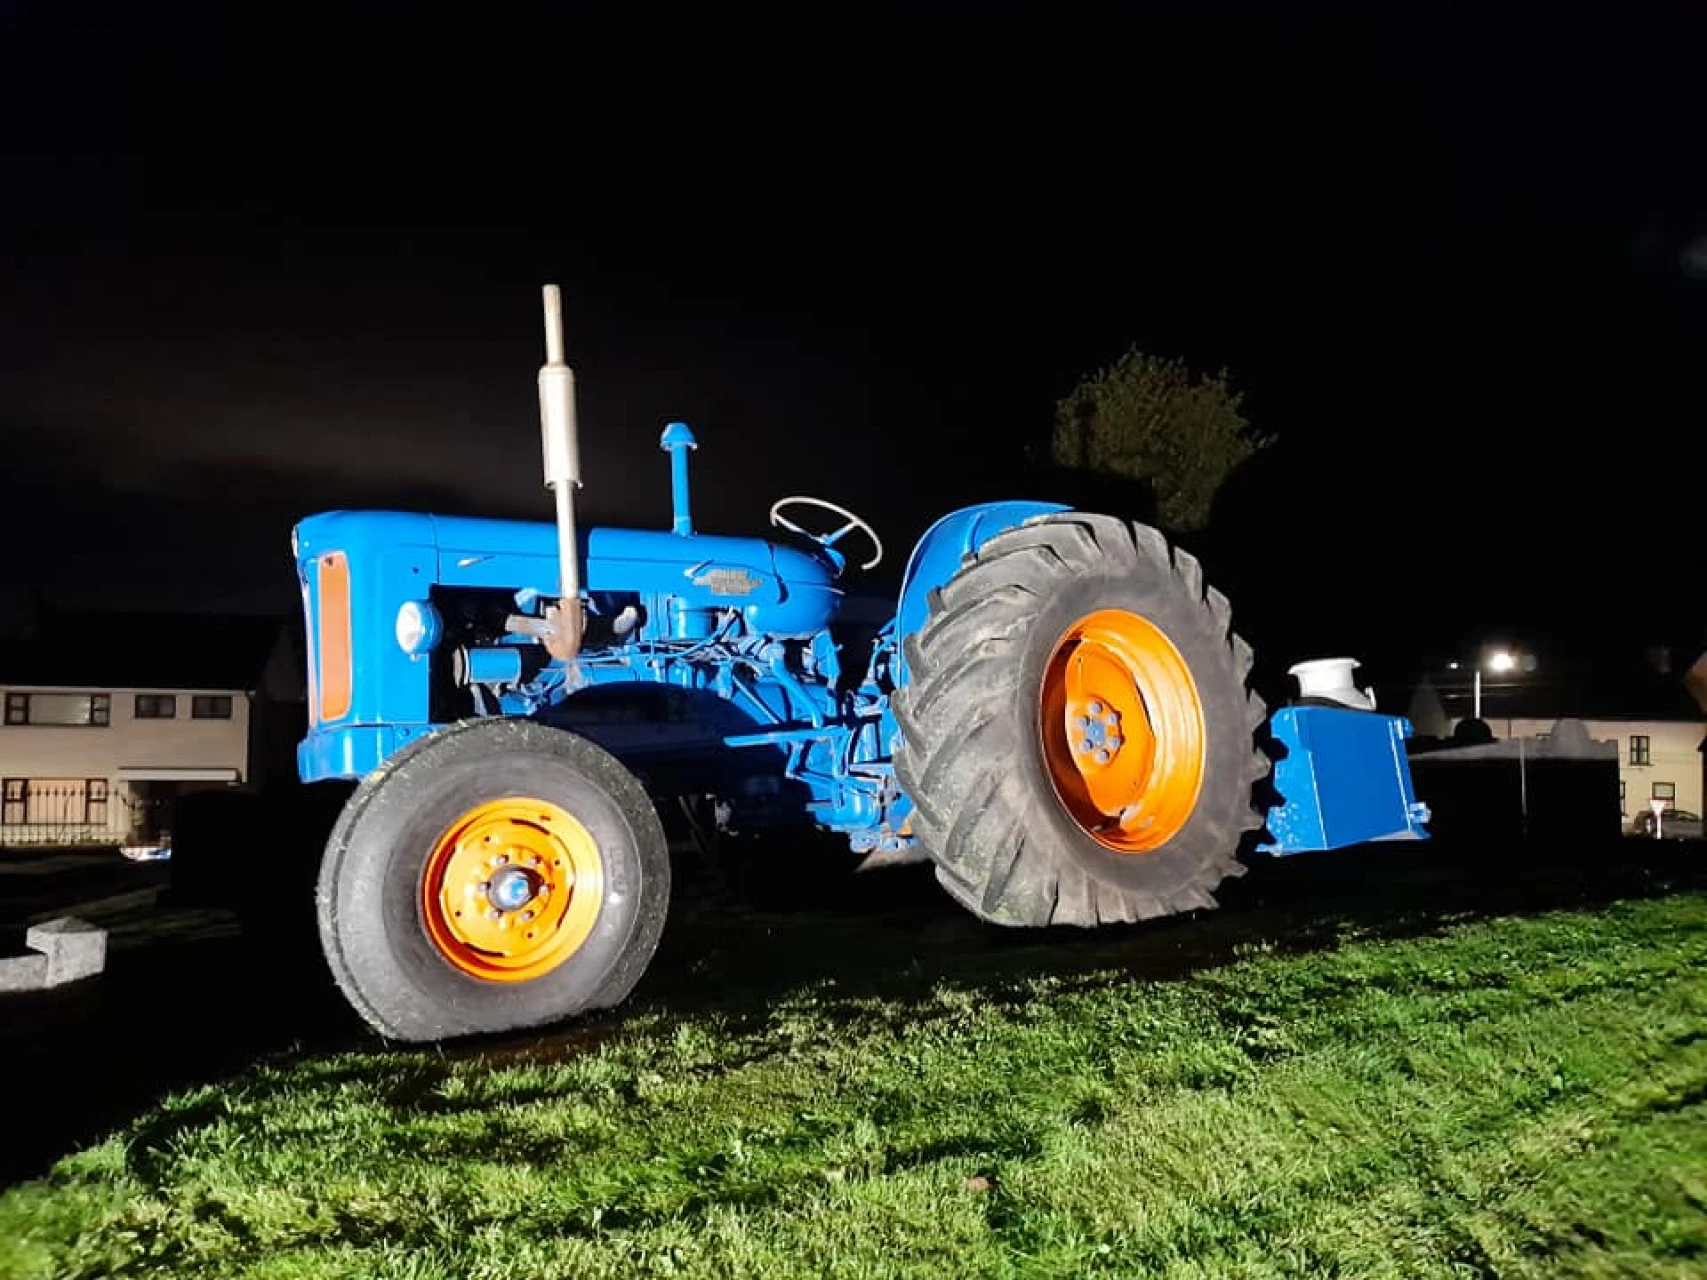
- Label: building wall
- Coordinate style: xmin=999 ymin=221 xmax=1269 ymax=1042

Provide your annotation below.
xmin=0 ymin=685 xmax=250 ymax=846
xmin=1480 ymin=716 xmax=1707 ymax=822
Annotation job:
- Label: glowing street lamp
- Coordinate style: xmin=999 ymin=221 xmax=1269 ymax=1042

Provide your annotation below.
xmin=1447 ymin=648 xmax=1529 ymax=720
xmin=1475 ymin=650 xmax=1518 ymax=718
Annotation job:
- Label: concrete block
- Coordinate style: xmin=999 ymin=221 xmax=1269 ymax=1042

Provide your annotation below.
xmin=23 ymin=917 xmax=108 ymax=987
xmin=0 ymin=952 xmax=49 ymax=992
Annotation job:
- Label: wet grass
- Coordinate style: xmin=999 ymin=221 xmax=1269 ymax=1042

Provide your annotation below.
xmin=1 ymin=838 xmax=1704 ymax=1278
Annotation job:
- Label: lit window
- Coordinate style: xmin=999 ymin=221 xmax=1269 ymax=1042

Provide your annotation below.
xmin=1 ymin=693 xmax=111 ymax=727
xmin=4 ymin=779 xmax=100 ymax=824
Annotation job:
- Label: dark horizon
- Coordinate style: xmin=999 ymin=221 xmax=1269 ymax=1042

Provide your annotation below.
xmin=3 ymin=6 xmax=1704 ymax=683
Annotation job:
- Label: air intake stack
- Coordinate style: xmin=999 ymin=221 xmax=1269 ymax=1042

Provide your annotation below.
xmin=538 ymin=284 xmax=585 ymax=661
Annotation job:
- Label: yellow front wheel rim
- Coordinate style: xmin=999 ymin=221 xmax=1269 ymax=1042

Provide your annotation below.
xmin=420 ymin=797 xmax=604 ymax=982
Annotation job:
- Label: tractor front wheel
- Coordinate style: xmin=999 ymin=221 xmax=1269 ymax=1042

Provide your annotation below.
xmin=315 ymin=718 xmax=670 ymax=1042
xmin=892 ymin=513 xmax=1268 ymax=927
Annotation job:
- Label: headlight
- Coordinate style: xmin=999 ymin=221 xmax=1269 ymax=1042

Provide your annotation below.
xmin=395 ymin=600 xmax=443 ymax=655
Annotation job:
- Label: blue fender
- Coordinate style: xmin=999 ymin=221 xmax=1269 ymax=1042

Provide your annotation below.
xmin=892 ymin=500 xmax=1070 ymax=686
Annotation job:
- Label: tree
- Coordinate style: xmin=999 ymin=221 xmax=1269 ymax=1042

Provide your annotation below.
xmin=1050 ymin=347 xmax=1272 ymax=533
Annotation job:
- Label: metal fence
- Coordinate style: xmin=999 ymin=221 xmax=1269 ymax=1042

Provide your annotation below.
xmin=0 ymin=782 xmax=170 ymax=850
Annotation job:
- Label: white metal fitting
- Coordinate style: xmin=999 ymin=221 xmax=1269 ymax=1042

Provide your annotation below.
xmin=1288 ymin=657 xmax=1377 ymax=711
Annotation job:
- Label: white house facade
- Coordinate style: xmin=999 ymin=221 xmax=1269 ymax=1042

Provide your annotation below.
xmin=0 ymin=684 xmax=250 ymax=847
xmin=1481 ymin=715 xmax=1706 ymax=825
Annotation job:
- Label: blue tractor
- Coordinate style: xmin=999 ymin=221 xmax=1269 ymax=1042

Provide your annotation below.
xmin=295 ymin=287 xmax=1429 ymax=1042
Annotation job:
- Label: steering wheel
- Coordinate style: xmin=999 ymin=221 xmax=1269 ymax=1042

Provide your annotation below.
xmin=768 ymin=495 xmax=884 ymax=573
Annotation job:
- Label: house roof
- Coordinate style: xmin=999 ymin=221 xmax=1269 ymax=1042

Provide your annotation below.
xmin=0 ymin=609 xmax=293 ymax=693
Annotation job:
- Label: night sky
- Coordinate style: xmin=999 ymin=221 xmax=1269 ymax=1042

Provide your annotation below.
xmin=3 ymin=5 xmax=1703 ymax=692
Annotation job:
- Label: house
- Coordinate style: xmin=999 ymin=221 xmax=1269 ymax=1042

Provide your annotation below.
xmin=0 ymin=610 xmax=304 ymax=848
xmin=1408 ymin=643 xmax=1707 ymax=827
xmin=1689 ymin=650 xmax=1707 ymax=816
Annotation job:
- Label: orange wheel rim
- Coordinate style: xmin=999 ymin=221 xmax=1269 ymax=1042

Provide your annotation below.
xmin=420 ymin=797 xmax=604 ymax=982
xmin=1039 ymin=608 xmax=1207 ymax=853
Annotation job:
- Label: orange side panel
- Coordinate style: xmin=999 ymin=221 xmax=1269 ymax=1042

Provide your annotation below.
xmin=317 ymin=552 xmax=353 ymax=723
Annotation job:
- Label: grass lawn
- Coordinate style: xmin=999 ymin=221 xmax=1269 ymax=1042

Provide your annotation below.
xmin=1 ymin=864 xmax=1704 ymax=1278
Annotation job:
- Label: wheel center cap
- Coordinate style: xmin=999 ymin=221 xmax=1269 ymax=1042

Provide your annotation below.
xmin=487 ymin=863 xmax=540 ymax=912
xmin=1069 ymin=698 xmax=1125 ymax=764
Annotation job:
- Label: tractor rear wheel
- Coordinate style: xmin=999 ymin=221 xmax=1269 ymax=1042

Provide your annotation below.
xmin=892 ymin=513 xmax=1268 ymax=927
xmin=315 ymin=717 xmax=670 ymax=1042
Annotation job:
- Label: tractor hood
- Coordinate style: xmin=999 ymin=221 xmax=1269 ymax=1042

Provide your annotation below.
xmin=293 ymin=510 xmax=844 ymax=637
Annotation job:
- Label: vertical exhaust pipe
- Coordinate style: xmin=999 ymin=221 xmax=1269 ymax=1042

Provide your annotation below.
xmin=538 ymin=284 xmax=585 ymax=662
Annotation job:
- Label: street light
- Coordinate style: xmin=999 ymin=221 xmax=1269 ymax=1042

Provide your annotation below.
xmin=1448 ymin=649 xmax=1529 ymax=719
xmin=1476 ymin=649 xmax=1515 ymax=718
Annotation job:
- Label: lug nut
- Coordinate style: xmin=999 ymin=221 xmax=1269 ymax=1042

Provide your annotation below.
xmin=1094 ymin=748 xmax=1111 ymax=764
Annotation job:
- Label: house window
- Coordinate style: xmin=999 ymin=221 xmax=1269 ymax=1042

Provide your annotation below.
xmin=191 ymin=695 xmax=233 ymax=719
xmin=29 ymin=781 xmax=66 ymax=824
xmin=1630 ymin=735 xmax=1651 ymax=766
xmin=135 ymin=694 xmax=177 ymax=719
xmin=1620 ymin=780 xmax=1626 ymax=814
xmin=1652 ymin=781 xmax=1676 ymax=807
xmin=1 ymin=692 xmax=111 ymax=727
xmin=4 ymin=779 xmax=101 ymax=825
xmin=1 ymin=778 xmax=23 ymax=825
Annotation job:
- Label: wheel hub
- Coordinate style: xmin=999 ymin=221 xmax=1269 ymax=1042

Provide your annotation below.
xmin=420 ymin=797 xmax=604 ymax=982
xmin=485 ymin=861 xmax=541 ymax=912
xmin=1070 ymin=699 xmax=1125 ymax=765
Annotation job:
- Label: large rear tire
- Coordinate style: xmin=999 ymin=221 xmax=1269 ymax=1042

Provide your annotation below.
xmin=315 ymin=717 xmax=670 ymax=1042
xmin=892 ymin=512 xmax=1268 ymax=927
